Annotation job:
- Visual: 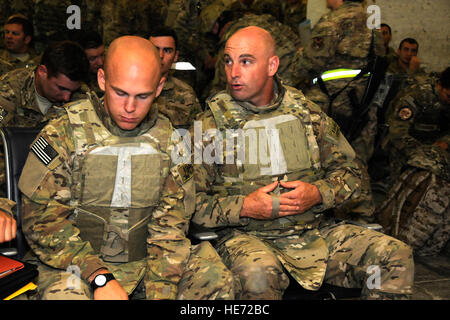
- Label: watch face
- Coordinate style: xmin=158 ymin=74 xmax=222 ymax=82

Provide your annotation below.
xmin=95 ymin=274 xmax=107 ymax=286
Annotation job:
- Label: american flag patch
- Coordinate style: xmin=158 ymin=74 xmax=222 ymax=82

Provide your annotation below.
xmin=31 ymin=136 xmax=58 ymax=166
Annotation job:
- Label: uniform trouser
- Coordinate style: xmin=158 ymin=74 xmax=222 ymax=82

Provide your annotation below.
xmin=27 ymin=241 xmax=234 ymax=300
xmin=217 ymin=224 xmax=414 ymax=300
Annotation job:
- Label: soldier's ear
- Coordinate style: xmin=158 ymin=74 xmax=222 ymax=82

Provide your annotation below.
xmin=268 ymin=55 xmax=279 ymax=77
xmin=174 ymin=50 xmax=179 ymax=63
xmin=155 ymin=75 xmax=166 ymax=98
xmin=36 ymin=65 xmax=48 ymax=79
xmin=97 ymin=68 xmax=106 ymax=91
xmin=24 ymin=35 xmax=32 ymax=46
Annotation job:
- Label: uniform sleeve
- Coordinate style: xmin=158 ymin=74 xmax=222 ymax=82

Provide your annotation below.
xmin=0 ymin=198 xmax=16 ymax=218
xmin=144 ymin=126 xmax=193 ymax=300
xmin=0 ymin=73 xmax=19 ymax=127
xmin=386 ymin=93 xmax=423 ymax=158
xmin=192 ymin=111 xmax=248 ymax=228
xmin=308 ymin=105 xmax=362 ymax=211
xmin=19 ymin=117 xmax=107 ymax=281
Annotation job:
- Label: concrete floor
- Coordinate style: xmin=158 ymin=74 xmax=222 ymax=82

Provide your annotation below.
xmin=413 ymin=255 xmax=450 ymax=300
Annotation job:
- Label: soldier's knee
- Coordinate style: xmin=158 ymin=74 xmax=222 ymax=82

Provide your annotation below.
xmin=369 ymin=238 xmax=414 ymax=299
xmin=235 ymin=263 xmax=289 ymax=300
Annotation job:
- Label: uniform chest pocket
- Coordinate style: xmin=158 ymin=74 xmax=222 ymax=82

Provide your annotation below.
xmin=81 ymin=145 xmax=161 ymax=208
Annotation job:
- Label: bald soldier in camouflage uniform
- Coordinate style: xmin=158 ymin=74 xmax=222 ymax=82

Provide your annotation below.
xmin=18 ymin=36 xmax=233 ymax=300
xmin=149 ymin=27 xmax=202 ymax=129
xmin=208 ymin=13 xmax=301 ymax=97
xmin=193 ymin=26 xmax=414 ymax=300
xmin=377 ymin=68 xmax=450 ymax=256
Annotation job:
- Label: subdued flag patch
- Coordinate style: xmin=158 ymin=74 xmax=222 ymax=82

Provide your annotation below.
xmin=31 ymin=136 xmax=58 ymax=166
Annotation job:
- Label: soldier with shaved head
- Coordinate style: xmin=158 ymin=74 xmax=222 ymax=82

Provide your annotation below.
xmin=193 ymin=26 xmax=414 ymax=300
xmin=19 ymin=36 xmax=234 ymax=300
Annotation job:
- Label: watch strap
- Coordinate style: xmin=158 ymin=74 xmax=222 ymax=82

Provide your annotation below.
xmin=90 ymin=273 xmax=116 ymax=292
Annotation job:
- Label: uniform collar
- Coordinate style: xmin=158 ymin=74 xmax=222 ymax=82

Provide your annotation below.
xmin=162 ymin=74 xmax=175 ymax=91
xmin=233 ymin=76 xmax=286 ymax=114
xmin=92 ymin=93 xmax=158 ymax=137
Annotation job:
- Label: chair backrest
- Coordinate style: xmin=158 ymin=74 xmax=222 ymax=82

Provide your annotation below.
xmin=0 ymin=127 xmax=42 ymax=259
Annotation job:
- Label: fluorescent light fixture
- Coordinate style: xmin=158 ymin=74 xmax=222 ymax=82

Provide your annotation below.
xmin=171 ymin=62 xmax=196 ymax=70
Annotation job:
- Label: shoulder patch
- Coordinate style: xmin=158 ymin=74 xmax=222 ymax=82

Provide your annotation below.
xmin=31 ymin=136 xmax=58 ymax=166
xmin=398 ymin=107 xmax=413 ymax=121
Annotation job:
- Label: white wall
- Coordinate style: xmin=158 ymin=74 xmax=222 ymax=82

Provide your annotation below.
xmin=307 ymin=0 xmax=450 ymax=73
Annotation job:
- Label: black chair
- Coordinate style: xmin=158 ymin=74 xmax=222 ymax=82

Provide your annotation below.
xmin=0 ymin=127 xmax=41 ymax=259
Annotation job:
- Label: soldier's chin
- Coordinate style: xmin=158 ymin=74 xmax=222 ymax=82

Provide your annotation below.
xmin=229 ymin=89 xmax=246 ymax=101
xmin=117 ymin=120 xmax=139 ymax=131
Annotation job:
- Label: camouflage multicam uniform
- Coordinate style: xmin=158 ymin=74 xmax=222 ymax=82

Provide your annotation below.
xmin=0 ymin=67 xmax=85 ymax=201
xmin=280 ymin=0 xmax=307 ymax=36
xmin=155 ymin=75 xmax=202 ymax=129
xmin=377 ymin=75 xmax=449 ymax=256
xmin=0 ymin=58 xmax=14 ymax=76
xmin=384 ymin=75 xmax=449 ymax=181
xmin=101 ymin=0 xmax=167 ymax=46
xmin=293 ymin=1 xmax=385 ymax=158
xmin=385 ymin=46 xmax=398 ymax=65
xmin=386 ymin=59 xmax=426 ymax=77
xmin=0 ymin=48 xmax=40 ymax=70
xmin=193 ymin=78 xmax=414 ymax=299
xmin=18 ymin=93 xmax=234 ymax=300
xmin=293 ymin=1 xmax=386 ymax=220
xmin=208 ymin=13 xmax=301 ymax=96
xmin=0 ymin=68 xmax=71 ymax=128
xmin=165 ymin=0 xmax=215 ymax=59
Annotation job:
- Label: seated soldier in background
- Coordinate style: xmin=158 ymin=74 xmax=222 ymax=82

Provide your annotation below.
xmin=293 ymin=0 xmax=386 ymax=223
xmin=149 ymin=26 xmax=202 ymax=129
xmin=18 ymin=36 xmax=233 ymax=300
xmin=377 ymin=67 xmax=450 ymax=256
xmin=0 ymin=40 xmax=89 ymax=129
xmin=72 ymin=30 xmax=106 ymax=97
xmin=387 ymin=38 xmax=426 ymax=75
xmin=380 ymin=23 xmax=397 ymax=64
xmin=1 ymin=14 xmax=40 ymax=70
xmin=0 ymin=40 xmax=89 ymax=238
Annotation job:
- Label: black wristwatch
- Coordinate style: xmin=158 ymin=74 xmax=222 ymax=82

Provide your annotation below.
xmin=91 ymin=273 xmax=115 ymax=292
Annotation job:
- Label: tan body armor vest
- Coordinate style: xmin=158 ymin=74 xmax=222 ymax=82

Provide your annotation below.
xmin=66 ymin=100 xmax=171 ymax=263
xmin=207 ymin=88 xmax=326 ymax=237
